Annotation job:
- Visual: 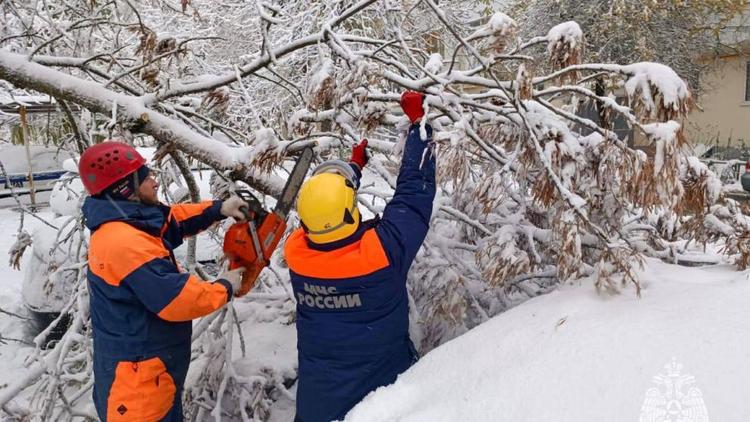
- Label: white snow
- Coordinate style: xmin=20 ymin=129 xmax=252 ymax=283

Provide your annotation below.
xmin=0 ymin=145 xmax=75 ymax=174
xmin=305 ymin=58 xmax=334 ymax=99
xmin=424 ymin=53 xmax=443 ymax=75
xmin=249 ymin=127 xmax=281 ymax=159
xmin=468 ymin=12 xmax=517 ymax=42
xmin=48 ymin=176 xmax=84 ymax=217
xmin=0 ymin=208 xmax=45 ymax=389
xmin=522 ymin=100 xmax=583 ymax=162
xmin=642 ymin=120 xmax=680 ymax=174
xmin=682 ymin=156 xmax=723 ymax=204
xmin=546 ymin=21 xmax=583 ymax=54
xmin=21 ymin=214 xmax=82 ymax=312
xmin=346 ymin=258 xmax=750 ymax=422
xmin=623 ymin=62 xmax=690 ymax=115
xmin=486 ymin=12 xmax=516 ymax=35
xmin=703 ymin=214 xmax=735 ymax=237
xmin=0 ymin=94 xmax=54 ymax=106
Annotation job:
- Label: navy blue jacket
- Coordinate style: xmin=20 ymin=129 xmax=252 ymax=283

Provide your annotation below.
xmin=285 ymin=124 xmax=436 ymax=422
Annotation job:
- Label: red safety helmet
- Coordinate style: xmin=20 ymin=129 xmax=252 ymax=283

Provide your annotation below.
xmin=78 ymin=142 xmax=146 ymax=195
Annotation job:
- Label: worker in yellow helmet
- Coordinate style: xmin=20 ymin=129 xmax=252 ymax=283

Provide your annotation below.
xmin=285 ymin=91 xmax=435 ymax=422
xmin=296 ymin=158 xmax=362 ymax=243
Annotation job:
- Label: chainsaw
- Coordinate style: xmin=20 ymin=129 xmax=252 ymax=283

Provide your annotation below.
xmin=223 ymin=147 xmax=314 ymax=297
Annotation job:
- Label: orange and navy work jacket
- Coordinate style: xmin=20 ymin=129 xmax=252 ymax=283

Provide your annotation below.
xmin=83 ymin=197 xmax=232 ymax=358
xmin=284 ymin=124 xmax=436 ymax=422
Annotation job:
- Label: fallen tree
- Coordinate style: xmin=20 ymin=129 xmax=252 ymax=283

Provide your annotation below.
xmin=1 ymin=0 xmax=748 ymax=419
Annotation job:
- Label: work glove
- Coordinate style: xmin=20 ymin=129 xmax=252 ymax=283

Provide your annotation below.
xmin=219 ymin=267 xmax=245 ymax=297
xmin=400 ymin=91 xmax=425 ymax=124
xmin=221 ymin=196 xmax=249 ymax=221
xmin=350 ymin=139 xmax=369 ymax=169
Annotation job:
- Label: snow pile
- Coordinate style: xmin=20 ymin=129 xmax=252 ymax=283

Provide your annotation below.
xmin=0 ymin=210 xmax=34 ymax=379
xmin=0 ymin=145 xmax=75 ymax=173
xmin=21 ymin=215 xmax=83 ymax=313
xmin=305 ymin=58 xmax=335 ymax=110
xmin=623 ymin=62 xmax=691 ymax=118
xmin=703 ymin=214 xmax=735 ymax=237
xmin=641 ymin=120 xmax=680 ymax=174
xmin=468 ymin=12 xmax=518 ymax=53
xmin=546 ymin=21 xmax=583 ymax=60
xmin=681 ymin=156 xmax=723 ymax=204
xmin=250 ymin=127 xmax=280 ymax=157
xmin=346 ymin=259 xmax=750 ymax=422
xmin=48 ymin=176 xmax=85 ymax=217
xmin=424 ymin=53 xmax=442 ymax=75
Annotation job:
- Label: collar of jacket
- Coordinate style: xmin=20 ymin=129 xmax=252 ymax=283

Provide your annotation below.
xmin=305 ymin=216 xmax=380 ymax=252
xmin=82 ymin=195 xmax=170 ymax=236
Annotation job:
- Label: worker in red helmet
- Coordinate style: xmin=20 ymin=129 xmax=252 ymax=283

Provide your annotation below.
xmin=79 ymin=141 xmax=248 ymax=421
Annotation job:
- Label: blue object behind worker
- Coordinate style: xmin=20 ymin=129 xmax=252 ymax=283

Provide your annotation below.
xmin=285 ymin=124 xmax=436 ymax=422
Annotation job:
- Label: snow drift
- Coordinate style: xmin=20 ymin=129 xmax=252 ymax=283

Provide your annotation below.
xmin=346 ymin=258 xmax=750 ymax=422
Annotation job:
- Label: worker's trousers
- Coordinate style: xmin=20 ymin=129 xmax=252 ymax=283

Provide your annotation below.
xmin=92 ymin=342 xmax=190 ymax=421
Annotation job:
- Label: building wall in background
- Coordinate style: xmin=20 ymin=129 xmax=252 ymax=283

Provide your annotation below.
xmin=686 ymin=55 xmax=750 ymax=148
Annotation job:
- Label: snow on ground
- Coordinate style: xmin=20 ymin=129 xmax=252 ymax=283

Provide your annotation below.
xmin=233 ymin=301 xmax=298 ymax=422
xmin=346 ymin=258 xmax=750 ymax=422
xmin=0 ymin=208 xmax=39 ymax=393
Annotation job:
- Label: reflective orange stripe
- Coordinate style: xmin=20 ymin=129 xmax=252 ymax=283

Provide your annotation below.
xmin=169 ymin=201 xmax=213 ymax=223
xmin=88 ymin=222 xmax=169 ymax=286
xmin=157 ymin=275 xmax=229 ymax=321
xmin=107 ymin=356 xmax=176 ymax=421
xmin=284 ymin=228 xmax=390 ymax=279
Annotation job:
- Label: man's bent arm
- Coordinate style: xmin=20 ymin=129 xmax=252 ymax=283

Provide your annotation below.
xmin=121 ymin=258 xmax=232 ymax=322
xmin=163 ymin=200 xmax=225 ymax=246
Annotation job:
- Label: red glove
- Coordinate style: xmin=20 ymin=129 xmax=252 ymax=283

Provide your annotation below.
xmin=400 ymin=91 xmax=425 ymax=124
xmin=350 ymin=139 xmax=369 ymax=169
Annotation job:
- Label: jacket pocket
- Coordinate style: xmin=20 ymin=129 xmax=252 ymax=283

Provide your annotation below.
xmin=107 ymin=356 xmax=176 ymax=421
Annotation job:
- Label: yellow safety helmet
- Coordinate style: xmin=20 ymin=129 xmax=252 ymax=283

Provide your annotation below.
xmin=296 ymin=160 xmax=361 ymax=244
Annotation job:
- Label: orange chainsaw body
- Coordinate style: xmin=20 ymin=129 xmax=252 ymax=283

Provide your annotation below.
xmin=221 ymin=147 xmax=314 ymax=297
xmin=223 ymin=212 xmax=287 ymax=296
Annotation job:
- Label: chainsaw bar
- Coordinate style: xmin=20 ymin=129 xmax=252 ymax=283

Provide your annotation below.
xmin=274 ymin=147 xmax=314 ymax=220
